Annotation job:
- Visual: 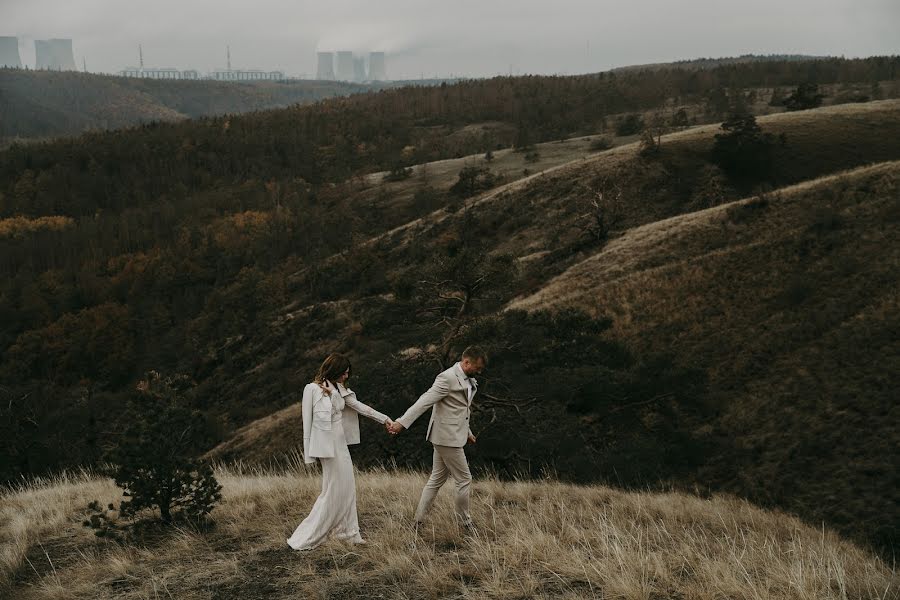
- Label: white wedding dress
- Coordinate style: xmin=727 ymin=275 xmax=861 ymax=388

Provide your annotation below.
xmin=287 ymin=392 xmax=365 ymax=549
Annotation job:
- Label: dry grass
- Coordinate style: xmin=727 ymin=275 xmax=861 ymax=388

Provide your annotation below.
xmin=200 ymin=403 xmax=303 ymax=465
xmin=506 ymin=160 xmax=900 ymax=316
xmin=1 ymin=457 xmax=895 ymax=599
xmin=505 ymin=159 xmax=900 ymax=548
xmin=356 ymin=133 xmax=637 ymax=249
xmin=373 ymin=99 xmax=900 ymax=257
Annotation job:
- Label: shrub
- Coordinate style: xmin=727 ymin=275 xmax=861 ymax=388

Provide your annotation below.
xmin=82 ymin=500 xmax=119 ymax=538
xmin=106 ymin=372 xmax=222 ymax=524
xmin=383 ymin=164 xmax=413 ymax=182
xmin=670 ymin=108 xmax=690 ymax=127
xmin=638 ymin=130 xmax=661 ymax=158
xmin=450 ymin=166 xmax=498 ymax=198
xmin=783 ymin=83 xmax=825 ymax=111
xmin=616 ymin=114 xmax=645 ymax=136
xmin=589 ymin=136 xmax=613 ymax=152
xmin=710 ymin=113 xmax=783 ymax=184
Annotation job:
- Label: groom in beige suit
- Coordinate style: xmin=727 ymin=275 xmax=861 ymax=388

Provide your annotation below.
xmin=389 ymin=346 xmax=487 ymax=530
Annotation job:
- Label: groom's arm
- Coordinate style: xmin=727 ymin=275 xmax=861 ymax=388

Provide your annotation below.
xmin=395 ymin=371 xmax=451 ymax=430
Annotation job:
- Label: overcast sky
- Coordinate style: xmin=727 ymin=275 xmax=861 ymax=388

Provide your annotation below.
xmin=4 ymin=0 xmax=899 ymax=79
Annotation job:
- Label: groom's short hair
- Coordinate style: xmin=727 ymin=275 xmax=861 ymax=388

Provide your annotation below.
xmin=461 ymin=345 xmax=488 ymax=363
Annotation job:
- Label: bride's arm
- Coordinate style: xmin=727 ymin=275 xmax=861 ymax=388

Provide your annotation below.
xmin=343 ymin=392 xmax=390 ymax=424
xmin=301 ymin=384 xmax=315 ymax=464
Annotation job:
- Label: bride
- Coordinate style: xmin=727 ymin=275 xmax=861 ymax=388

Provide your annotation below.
xmin=287 ymin=353 xmax=394 ymax=550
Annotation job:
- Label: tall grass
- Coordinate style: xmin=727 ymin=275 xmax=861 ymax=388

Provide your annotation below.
xmin=1 ymin=451 xmax=895 ymax=599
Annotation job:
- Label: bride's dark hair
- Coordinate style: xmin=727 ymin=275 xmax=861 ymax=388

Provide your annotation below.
xmin=314 ymin=353 xmax=351 ymax=385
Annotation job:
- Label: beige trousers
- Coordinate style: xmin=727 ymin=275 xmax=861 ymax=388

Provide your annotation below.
xmin=414 ymin=444 xmax=473 ymax=526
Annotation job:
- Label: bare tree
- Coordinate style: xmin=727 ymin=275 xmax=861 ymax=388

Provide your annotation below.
xmin=579 ymin=178 xmax=625 ymax=244
xmin=639 ymin=110 xmax=669 ymax=157
xmin=410 ymin=212 xmax=517 ymax=366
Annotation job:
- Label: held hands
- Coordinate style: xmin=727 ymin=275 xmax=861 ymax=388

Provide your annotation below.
xmin=383 ymin=419 xmax=472 ymax=440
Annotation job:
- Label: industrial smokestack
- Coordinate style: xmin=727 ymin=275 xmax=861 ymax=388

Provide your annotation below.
xmin=35 ymin=39 xmax=51 ymax=69
xmin=335 ymin=51 xmax=354 ymax=82
xmin=316 ymin=51 xmax=334 ymax=80
xmin=368 ymin=52 xmax=386 ymax=81
xmin=353 ymin=56 xmax=366 ymax=82
xmin=0 ymin=37 xmax=22 ymax=68
xmin=35 ymin=38 xmax=77 ymax=71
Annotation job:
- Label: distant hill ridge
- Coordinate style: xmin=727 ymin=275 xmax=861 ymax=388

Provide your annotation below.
xmin=610 ymin=53 xmax=834 ymax=72
xmin=0 ymin=68 xmax=404 ymax=146
xmin=2 ymin=54 xmax=897 ymax=154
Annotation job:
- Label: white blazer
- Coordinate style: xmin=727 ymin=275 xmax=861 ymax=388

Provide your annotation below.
xmin=301 ymin=380 xmax=389 ymax=464
xmin=396 ymin=363 xmax=476 ymax=448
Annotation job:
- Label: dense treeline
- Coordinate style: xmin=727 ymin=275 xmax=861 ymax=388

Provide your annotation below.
xmin=2 ymin=56 xmax=897 ymax=221
xmin=610 ymin=53 xmax=832 ymax=72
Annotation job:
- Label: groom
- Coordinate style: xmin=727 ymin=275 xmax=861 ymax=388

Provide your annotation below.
xmin=388 ymin=346 xmax=487 ymax=530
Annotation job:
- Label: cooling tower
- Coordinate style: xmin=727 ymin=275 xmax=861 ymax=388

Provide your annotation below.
xmin=353 ymin=56 xmax=366 ymax=82
xmin=34 ymin=40 xmax=51 ymax=68
xmin=335 ymin=51 xmax=354 ymax=81
xmin=0 ymin=37 xmax=22 ymax=68
xmin=368 ymin=52 xmax=386 ymax=81
xmin=316 ymin=51 xmax=334 ymax=80
xmin=35 ymin=38 xmax=76 ymax=70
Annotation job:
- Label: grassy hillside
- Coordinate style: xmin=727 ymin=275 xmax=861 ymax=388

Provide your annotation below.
xmin=197 ymin=102 xmax=900 ymax=556
xmin=2 ymin=69 xmax=898 ymax=567
xmin=1 ymin=462 xmax=895 ymax=599
xmin=508 ymin=159 xmax=900 ymax=547
xmin=0 ymin=68 xmax=380 ymax=146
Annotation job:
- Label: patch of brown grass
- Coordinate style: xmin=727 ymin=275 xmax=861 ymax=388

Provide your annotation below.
xmin=1 ymin=458 xmax=895 ymax=599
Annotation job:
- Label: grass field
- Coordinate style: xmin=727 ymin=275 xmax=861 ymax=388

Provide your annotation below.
xmin=2 ymin=457 xmax=896 ymax=599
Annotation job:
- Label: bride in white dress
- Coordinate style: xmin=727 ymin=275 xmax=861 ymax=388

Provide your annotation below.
xmin=287 ymin=353 xmax=394 ymax=550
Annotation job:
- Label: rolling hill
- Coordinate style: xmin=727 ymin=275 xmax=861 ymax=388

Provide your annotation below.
xmin=507 ymin=160 xmax=900 ymax=549
xmin=200 ymin=100 xmax=900 ymax=555
xmin=1 ymin=462 xmax=895 ymax=599
xmin=1 ymin=61 xmax=898 ymax=565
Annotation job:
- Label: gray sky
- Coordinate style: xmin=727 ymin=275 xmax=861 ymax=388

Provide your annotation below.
xmin=4 ymin=0 xmax=899 ymax=79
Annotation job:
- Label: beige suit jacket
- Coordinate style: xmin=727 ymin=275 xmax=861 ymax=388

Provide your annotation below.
xmin=397 ymin=363 xmax=476 ymax=447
